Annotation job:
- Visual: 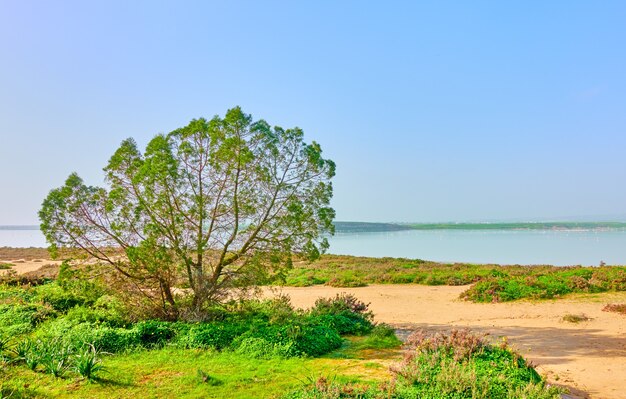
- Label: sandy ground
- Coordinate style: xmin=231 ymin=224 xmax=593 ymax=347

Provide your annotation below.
xmin=4 ymin=260 xmax=624 ymax=398
xmin=0 ymin=259 xmax=62 ymax=275
xmin=267 ymin=285 xmax=626 ymax=399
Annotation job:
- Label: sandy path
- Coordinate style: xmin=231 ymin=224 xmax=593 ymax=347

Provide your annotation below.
xmin=267 ymin=285 xmax=626 ymax=399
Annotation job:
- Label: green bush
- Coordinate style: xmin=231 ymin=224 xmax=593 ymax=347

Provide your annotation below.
xmin=181 ymin=322 xmax=246 ymax=350
xmin=309 ymin=294 xmax=374 ymax=335
xmin=393 ymin=330 xmax=561 ymax=399
xmin=133 ymin=320 xmax=176 ymax=347
xmin=0 ymin=302 xmax=56 ymax=337
xmin=64 ymin=301 xmax=128 ymax=328
xmin=35 ymin=283 xmax=87 ymax=312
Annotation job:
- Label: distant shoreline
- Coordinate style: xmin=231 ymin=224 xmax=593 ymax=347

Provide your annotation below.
xmin=3 ymin=222 xmax=626 ymax=234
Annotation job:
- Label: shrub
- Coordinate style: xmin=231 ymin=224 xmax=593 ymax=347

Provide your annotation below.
xmin=289 ymin=324 xmax=343 ymax=357
xmin=309 ymin=294 xmax=374 ymax=335
xmin=181 ymin=322 xmax=246 ymax=350
xmin=36 ymin=320 xmax=140 ymax=353
xmin=391 ymin=329 xmax=562 ymax=399
xmin=133 ymin=320 xmax=175 ymax=347
xmin=64 ymin=298 xmax=128 ymax=328
xmin=35 ymin=283 xmax=87 ymax=312
xmin=603 ymin=303 xmax=626 ymax=315
xmin=0 ymin=302 xmax=56 ymax=337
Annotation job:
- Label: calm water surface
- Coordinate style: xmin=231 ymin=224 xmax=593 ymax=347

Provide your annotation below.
xmin=328 ymin=229 xmax=626 ymax=266
xmin=2 ymin=228 xmax=625 ymax=266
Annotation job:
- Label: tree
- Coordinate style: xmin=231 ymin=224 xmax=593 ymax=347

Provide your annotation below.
xmin=40 ymin=107 xmax=335 ymax=319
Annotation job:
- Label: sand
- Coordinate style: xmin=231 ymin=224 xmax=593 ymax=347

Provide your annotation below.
xmin=0 ymin=259 xmax=61 ymax=275
xmin=267 ymin=285 xmax=626 ymax=399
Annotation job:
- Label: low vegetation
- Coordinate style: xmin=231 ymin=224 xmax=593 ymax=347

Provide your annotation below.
xmin=283 ymin=330 xmax=562 ymax=399
xmin=602 ymin=303 xmax=626 ymax=315
xmin=0 ymin=262 xmax=13 ymax=270
xmin=561 ymin=313 xmax=591 ymax=323
xmin=0 ymin=274 xmax=561 ymax=398
xmin=287 ymin=254 xmax=626 ymax=302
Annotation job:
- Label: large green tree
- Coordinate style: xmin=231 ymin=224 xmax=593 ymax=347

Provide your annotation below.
xmin=40 ymin=107 xmax=335 ymax=318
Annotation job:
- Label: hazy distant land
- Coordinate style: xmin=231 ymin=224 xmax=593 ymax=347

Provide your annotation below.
xmin=3 ymin=221 xmax=626 ymax=234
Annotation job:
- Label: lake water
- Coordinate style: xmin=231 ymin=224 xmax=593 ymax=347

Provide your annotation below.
xmin=1 ymin=228 xmax=625 ymax=266
xmin=328 ymin=229 xmax=626 ymax=266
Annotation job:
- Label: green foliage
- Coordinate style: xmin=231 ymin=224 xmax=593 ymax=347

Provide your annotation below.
xmin=39 ymin=340 xmax=73 ymax=378
xmin=35 ymin=283 xmax=88 ymax=312
xmin=74 ymin=345 xmax=104 ymax=379
xmin=0 ymin=302 xmax=56 ymax=337
xmin=283 ymin=377 xmax=388 ymax=399
xmin=180 ymin=322 xmax=246 ymax=350
xmin=309 ymin=294 xmax=374 ymax=335
xmin=461 ymin=266 xmax=626 ymax=302
xmin=392 ymin=330 xmax=560 ymax=399
xmin=39 ymin=107 xmax=336 ymax=318
xmin=197 ymin=369 xmax=223 ymax=386
xmin=358 ymin=324 xmax=402 ymax=350
xmin=64 ymin=297 xmax=128 ymax=328
xmin=133 ymin=320 xmax=176 ymax=347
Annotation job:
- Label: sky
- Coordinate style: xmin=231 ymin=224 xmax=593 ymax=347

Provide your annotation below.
xmin=1 ymin=1 xmax=626 ymax=225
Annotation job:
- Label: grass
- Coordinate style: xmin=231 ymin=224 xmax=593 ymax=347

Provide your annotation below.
xmin=0 ymin=263 xmax=13 ymax=270
xmin=1 ymin=339 xmax=396 ymax=399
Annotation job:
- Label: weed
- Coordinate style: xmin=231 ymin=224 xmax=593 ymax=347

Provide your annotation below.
xmin=197 ymin=369 xmax=223 ymax=386
xmin=74 ymin=344 xmax=104 ymax=379
xmin=562 ymin=313 xmax=591 ymax=323
xmin=602 ymin=303 xmax=626 ymax=315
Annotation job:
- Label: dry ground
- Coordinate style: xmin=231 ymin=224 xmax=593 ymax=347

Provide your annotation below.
xmin=268 ymin=284 xmax=626 ymax=399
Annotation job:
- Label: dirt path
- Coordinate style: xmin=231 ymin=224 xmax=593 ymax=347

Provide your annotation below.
xmin=267 ymin=285 xmax=626 ymax=399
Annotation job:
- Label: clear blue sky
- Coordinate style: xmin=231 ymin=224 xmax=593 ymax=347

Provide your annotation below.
xmin=1 ymin=1 xmax=625 ymax=225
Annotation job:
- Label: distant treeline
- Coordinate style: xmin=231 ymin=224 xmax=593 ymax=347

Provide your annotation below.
xmin=334 ymin=221 xmax=626 ymax=233
xmin=0 ymin=225 xmax=39 ymax=230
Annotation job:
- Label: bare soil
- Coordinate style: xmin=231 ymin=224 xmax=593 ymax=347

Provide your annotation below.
xmin=268 ymin=284 xmax=626 ymax=399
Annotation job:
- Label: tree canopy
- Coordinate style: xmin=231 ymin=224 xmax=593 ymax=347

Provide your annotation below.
xmin=40 ymin=107 xmax=335 ymax=319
